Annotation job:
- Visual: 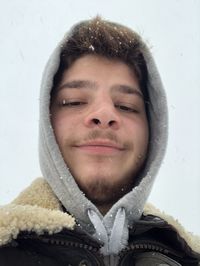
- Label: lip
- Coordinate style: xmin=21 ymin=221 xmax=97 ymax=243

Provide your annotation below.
xmin=74 ymin=140 xmax=124 ymax=154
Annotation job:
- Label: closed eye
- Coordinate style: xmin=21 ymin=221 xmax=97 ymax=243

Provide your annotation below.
xmin=61 ymin=100 xmax=86 ymax=107
xmin=115 ymin=104 xmax=139 ymax=113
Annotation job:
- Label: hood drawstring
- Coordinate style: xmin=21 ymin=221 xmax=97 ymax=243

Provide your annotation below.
xmin=88 ymin=209 xmax=109 ymax=253
xmin=88 ymin=208 xmax=128 ymax=255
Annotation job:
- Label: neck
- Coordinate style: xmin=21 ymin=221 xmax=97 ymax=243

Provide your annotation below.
xmin=97 ymin=203 xmax=113 ymax=216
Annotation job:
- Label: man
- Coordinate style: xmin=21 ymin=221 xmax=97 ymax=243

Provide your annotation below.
xmin=0 ymin=16 xmax=199 ymax=265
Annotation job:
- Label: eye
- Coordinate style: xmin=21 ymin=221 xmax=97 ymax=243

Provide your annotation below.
xmin=115 ymin=104 xmax=139 ymax=113
xmin=60 ymin=99 xmax=86 ymax=107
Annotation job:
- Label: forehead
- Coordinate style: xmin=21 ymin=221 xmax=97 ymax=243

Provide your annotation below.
xmin=51 ymin=54 xmax=144 ymax=102
xmin=61 ymin=55 xmax=139 ymax=87
xmin=61 ymin=54 xmax=137 ymax=80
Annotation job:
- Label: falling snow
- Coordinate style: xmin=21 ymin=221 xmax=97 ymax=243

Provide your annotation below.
xmin=89 ymin=45 xmax=95 ymax=51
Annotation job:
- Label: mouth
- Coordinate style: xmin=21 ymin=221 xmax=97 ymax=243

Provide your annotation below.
xmin=74 ymin=140 xmax=124 ymax=155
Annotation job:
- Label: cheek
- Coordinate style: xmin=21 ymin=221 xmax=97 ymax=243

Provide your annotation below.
xmin=51 ymin=114 xmax=66 ymax=140
xmin=51 ymin=113 xmax=80 ymax=141
xmin=125 ymin=118 xmax=149 ymax=148
xmin=138 ymin=122 xmax=149 ymax=154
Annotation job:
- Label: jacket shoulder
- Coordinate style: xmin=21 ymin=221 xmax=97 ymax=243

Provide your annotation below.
xmin=142 ymin=203 xmax=200 ymax=258
xmin=0 ymin=178 xmax=75 ymax=247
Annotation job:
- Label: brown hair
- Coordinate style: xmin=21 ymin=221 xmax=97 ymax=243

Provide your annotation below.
xmin=51 ymin=16 xmax=149 ymax=103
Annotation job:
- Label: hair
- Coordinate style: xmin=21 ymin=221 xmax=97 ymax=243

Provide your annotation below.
xmin=51 ymin=16 xmax=149 ymax=105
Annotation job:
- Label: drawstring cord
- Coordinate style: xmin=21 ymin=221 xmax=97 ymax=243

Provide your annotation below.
xmin=88 ymin=209 xmax=109 ymax=253
xmin=88 ymin=208 xmax=127 ymax=255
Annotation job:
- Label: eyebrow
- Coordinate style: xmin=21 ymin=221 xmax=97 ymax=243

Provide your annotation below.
xmin=111 ymin=84 xmax=143 ymax=99
xmin=58 ymin=79 xmax=143 ymax=99
xmin=58 ymin=80 xmax=97 ymax=90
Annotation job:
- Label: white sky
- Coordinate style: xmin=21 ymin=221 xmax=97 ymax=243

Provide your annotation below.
xmin=0 ymin=0 xmax=199 ymax=234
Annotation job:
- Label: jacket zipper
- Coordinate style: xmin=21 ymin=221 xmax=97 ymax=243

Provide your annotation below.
xmin=118 ymin=240 xmax=184 ymax=265
xmin=20 ymin=234 xmax=101 ymax=253
xmin=40 ymin=236 xmax=100 ymax=252
xmin=41 ymin=238 xmax=176 ymax=266
xmin=125 ymin=241 xmax=169 ymax=254
xmin=20 ymin=235 xmax=104 ymax=265
xmin=20 ymin=235 xmax=193 ymax=265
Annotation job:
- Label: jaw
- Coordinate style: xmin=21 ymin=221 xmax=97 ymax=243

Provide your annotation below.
xmin=68 ymin=157 xmax=141 ymax=212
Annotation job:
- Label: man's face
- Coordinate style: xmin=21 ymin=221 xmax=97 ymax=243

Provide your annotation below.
xmin=51 ymin=54 xmax=149 ymax=208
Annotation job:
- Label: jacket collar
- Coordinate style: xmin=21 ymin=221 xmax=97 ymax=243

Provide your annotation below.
xmin=0 ymin=177 xmax=199 ymax=257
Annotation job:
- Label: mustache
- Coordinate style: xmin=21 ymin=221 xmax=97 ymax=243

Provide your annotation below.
xmin=69 ymin=130 xmax=133 ymax=150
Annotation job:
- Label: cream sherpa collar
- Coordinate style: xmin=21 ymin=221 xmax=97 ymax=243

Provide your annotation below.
xmin=0 ymin=178 xmax=199 ymax=256
xmin=0 ymin=178 xmax=75 ymax=247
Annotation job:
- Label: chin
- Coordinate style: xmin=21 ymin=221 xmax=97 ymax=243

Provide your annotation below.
xmin=75 ymin=170 xmax=134 ymax=204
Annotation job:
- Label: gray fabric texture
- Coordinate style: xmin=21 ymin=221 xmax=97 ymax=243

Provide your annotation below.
xmin=39 ymin=19 xmax=168 ymax=254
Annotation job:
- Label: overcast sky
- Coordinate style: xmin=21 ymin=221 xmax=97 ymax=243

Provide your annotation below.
xmin=0 ymin=0 xmax=199 ymax=234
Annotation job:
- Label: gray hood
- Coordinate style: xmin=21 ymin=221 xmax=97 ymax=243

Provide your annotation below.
xmin=39 ymin=18 xmax=168 ymax=255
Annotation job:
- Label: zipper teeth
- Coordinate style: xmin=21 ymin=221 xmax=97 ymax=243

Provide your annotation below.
xmin=20 ymin=234 xmax=100 ymax=253
xmin=38 ymin=237 xmax=99 ymax=253
xmin=131 ymin=242 xmax=169 ymax=253
xmin=119 ymin=242 xmax=169 ymax=259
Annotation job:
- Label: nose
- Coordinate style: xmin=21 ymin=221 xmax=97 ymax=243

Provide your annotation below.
xmin=84 ymin=102 xmax=121 ymax=130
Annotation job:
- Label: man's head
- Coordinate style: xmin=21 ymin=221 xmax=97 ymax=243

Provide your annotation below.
xmin=50 ymin=17 xmax=150 ymax=212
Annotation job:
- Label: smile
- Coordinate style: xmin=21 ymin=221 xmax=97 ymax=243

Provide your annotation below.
xmin=74 ymin=140 xmax=124 ymax=155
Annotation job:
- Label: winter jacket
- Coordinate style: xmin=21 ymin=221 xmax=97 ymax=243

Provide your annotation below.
xmin=0 ymin=178 xmax=199 ymax=265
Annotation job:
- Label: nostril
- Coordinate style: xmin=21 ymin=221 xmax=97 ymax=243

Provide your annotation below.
xmin=108 ymin=120 xmax=115 ymax=126
xmin=93 ymin=118 xmax=100 ymax=124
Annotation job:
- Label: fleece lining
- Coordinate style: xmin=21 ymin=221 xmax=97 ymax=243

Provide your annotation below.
xmin=0 ymin=178 xmax=199 ymax=255
xmin=0 ymin=179 xmax=75 ymax=246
